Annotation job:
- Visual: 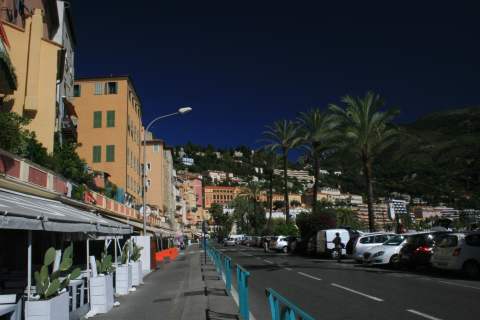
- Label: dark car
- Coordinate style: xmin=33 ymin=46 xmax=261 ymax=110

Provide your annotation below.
xmin=399 ymin=232 xmax=450 ymax=268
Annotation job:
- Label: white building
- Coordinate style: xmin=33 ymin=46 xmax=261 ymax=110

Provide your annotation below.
xmin=53 ymin=0 xmax=77 ymax=144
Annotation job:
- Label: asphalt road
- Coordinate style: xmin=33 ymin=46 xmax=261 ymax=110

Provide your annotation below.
xmin=218 ymin=245 xmax=480 ymax=320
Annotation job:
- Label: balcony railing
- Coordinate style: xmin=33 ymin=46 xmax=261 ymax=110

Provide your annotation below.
xmin=0 ymin=149 xmax=164 ymax=229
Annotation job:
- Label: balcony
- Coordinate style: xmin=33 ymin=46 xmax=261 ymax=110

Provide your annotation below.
xmin=0 ymin=148 xmax=164 ymax=229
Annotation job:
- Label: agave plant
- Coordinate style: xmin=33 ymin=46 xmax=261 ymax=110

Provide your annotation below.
xmin=130 ymin=242 xmax=143 ymax=262
xmin=34 ymin=243 xmax=81 ymax=300
xmin=96 ymin=251 xmax=115 ymax=275
xmin=120 ymin=241 xmax=130 ymax=265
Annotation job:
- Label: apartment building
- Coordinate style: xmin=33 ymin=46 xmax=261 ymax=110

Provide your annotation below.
xmin=1 ymin=1 xmax=62 ymax=152
xmin=73 ymin=76 xmax=143 ymax=204
xmin=144 ymin=138 xmax=166 ymax=214
xmin=203 ymin=185 xmax=242 ymax=209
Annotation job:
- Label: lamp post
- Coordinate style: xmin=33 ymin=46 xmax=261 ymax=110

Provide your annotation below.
xmin=142 ymin=107 xmax=192 ymax=235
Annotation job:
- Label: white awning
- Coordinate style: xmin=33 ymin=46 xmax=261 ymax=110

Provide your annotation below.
xmin=0 ymin=188 xmax=132 ymax=235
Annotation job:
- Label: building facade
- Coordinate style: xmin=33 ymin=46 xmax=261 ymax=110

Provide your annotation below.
xmin=73 ymin=76 xmax=143 ymax=204
xmin=1 ymin=1 xmax=62 ymax=152
xmin=52 ymin=0 xmax=77 ymax=143
xmin=203 ymin=185 xmax=242 ymax=209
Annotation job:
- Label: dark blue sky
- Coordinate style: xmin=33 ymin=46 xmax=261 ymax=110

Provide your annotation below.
xmin=74 ymin=1 xmax=480 ymax=149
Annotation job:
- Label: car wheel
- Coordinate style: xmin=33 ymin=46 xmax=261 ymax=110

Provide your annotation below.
xmin=389 ymin=254 xmax=401 ymax=268
xmin=282 ymin=246 xmax=288 ymax=254
xmin=463 ymin=261 xmax=480 ymax=279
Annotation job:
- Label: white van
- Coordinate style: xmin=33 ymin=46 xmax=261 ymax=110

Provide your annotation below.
xmin=316 ymin=229 xmax=350 ymax=257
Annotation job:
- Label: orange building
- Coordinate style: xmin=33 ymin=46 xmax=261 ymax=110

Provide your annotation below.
xmin=203 ymin=185 xmax=242 ymax=209
xmin=73 ymin=76 xmax=143 ymax=203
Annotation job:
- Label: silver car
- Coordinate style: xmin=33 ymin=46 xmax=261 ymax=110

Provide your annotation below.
xmin=353 ymin=233 xmax=396 ymax=262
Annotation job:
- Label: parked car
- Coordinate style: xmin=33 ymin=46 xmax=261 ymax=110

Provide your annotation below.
xmin=399 ymin=231 xmax=450 ymax=268
xmin=352 ymin=232 xmax=396 ymax=262
xmin=363 ymin=234 xmax=407 ymax=267
xmin=224 ymin=238 xmax=236 ymax=246
xmin=316 ymin=229 xmax=350 ymax=258
xmin=269 ymin=235 xmax=291 ymax=253
xmin=431 ymin=232 xmax=480 ymax=278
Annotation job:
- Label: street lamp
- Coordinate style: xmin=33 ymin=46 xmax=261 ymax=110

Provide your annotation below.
xmin=142 ymin=107 xmax=192 ymax=234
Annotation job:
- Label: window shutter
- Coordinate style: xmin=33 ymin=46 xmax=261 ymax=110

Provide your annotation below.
xmin=107 ymin=110 xmax=115 ymax=127
xmin=93 ymin=111 xmax=102 ymax=128
xmin=94 ymin=82 xmax=103 ymax=95
xmin=106 ymin=145 xmax=115 ymax=162
xmin=93 ymin=146 xmax=101 ymax=163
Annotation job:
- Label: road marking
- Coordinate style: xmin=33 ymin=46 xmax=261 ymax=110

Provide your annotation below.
xmin=406 ymin=309 xmax=443 ymax=320
xmin=284 ymin=267 xmax=292 ymax=271
xmin=438 ymin=280 xmax=480 ymax=291
xmin=331 ymin=283 xmax=383 ymax=302
xmin=264 ymin=259 xmax=274 ymax=264
xmin=298 ymin=272 xmax=322 ymax=281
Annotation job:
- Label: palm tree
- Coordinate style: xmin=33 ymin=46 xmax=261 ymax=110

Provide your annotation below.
xmin=262 ymin=120 xmax=302 ymax=222
xmin=329 ymin=92 xmax=399 ymax=232
xmin=297 ymin=109 xmax=338 ymax=215
xmin=262 ymin=151 xmax=278 ymax=230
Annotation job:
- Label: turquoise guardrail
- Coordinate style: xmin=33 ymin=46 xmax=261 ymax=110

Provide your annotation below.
xmin=265 ymin=288 xmax=315 ymax=320
xmin=236 ymin=264 xmax=250 ymax=320
xmin=224 ymin=255 xmax=232 ymax=295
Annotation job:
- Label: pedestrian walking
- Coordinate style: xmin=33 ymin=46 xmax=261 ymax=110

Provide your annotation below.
xmin=333 ymin=232 xmax=342 ymax=262
xmin=263 ymin=237 xmax=269 ymax=253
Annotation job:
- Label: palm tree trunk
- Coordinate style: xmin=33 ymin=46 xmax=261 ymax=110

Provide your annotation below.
xmin=283 ymin=149 xmax=290 ymax=222
xmin=363 ymin=156 xmax=376 ymax=232
xmin=313 ymin=149 xmax=319 ymax=215
xmin=268 ymin=172 xmax=273 ymax=228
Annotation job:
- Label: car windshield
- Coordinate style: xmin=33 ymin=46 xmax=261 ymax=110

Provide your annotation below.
xmin=383 ymin=235 xmax=405 ymax=246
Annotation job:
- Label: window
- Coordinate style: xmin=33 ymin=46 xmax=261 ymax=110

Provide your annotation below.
xmin=92 ymin=146 xmax=101 ymax=163
xmin=106 ymin=145 xmax=115 ymax=162
xmin=94 ymin=82 xmax=103 ymax=95
xmin=73 ymin=84 xmax=81 ymax=97
xmin=466 ymin=234 xmax=480 ymax=247
xmin=153 ymin=144 xmax=160 ymax=153
xmin=106 ymin=110 xmax=115 ymax=127
xmin=93 ymin=111 xmax=102 ymax=128
xmin=107 ymin=82 xmax=118 ymax=94
xmin=374 ymin=235 xmax=388 ymax=243
xmin=147 ymin=163 xmax=151 ymax=171
xmin=359 ymin=236 xmax=373 ymax=244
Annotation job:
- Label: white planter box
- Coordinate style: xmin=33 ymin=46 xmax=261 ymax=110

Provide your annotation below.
xmin=25 ymin=291 xmax=69 ymax=320
xmin=115 ymin=264 xmax=132 ymax=295
xmin=90 ymin=274 xmax=114 ymax=314
xmin=131 ymin=261 xmax=143 ymax=286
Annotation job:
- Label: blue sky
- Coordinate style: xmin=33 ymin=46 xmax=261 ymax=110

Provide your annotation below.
xmin=74 ymin=1 xmax=480 ymax=149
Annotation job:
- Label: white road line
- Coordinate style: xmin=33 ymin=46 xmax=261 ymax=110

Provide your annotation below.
xmin=406 ymin=309 xmax=443 ymax=320
xmin=284 ymin=267 xmax=292 ymax=271
xmin=331 ymin=283 xmax=384 ymax=302
xmin=438 ymin=280 xmax=480 ymax=291
xmin=298 ymin=272 xmax=322 ymax=281
xmin=264 ymin=259 xmax=274 ymax=264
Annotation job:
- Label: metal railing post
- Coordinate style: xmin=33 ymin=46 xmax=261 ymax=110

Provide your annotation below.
xmin=236 ymin=265 xmax=250 ymax=320
xmin=265 ymin=288 xmax=315 ymax=320
xmin=224 ymin=256 xmax=232 ymax=295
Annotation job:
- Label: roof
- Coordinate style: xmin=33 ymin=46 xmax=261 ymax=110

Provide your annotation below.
xmin=0 ymin=188 xmax=132 ymax=235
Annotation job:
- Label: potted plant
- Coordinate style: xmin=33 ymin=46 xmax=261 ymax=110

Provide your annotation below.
xmin=89 ymin=251 xmax=115 ymax=314
xmin=130 ymin=241 xmax=144 ymax=286
xmin=115 ymin=241 xmax=133 ymax=295
xmin=25 ymin=244 xmax=81 ymax=320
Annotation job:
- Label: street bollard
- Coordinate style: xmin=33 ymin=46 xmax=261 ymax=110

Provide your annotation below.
xmin=224 ymin=256 xmax=232 ymax=295
xmin=236 ymin=265 xmax=250 ymax=320
xmin=265 ymin=288 xmax=315 ymax=320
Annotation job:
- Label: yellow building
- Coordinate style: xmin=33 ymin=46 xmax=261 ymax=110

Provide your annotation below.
xmin=1 ymin=5 xmax=61 ymax=152
xmin=73 ymin=76 xmax=143 ymax=203
xmin=144 ymin=138 xmax=167 ymax=214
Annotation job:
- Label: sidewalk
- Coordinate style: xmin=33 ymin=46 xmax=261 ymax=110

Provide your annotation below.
xmin=91 ymin=245 xmax=238 ymax=320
